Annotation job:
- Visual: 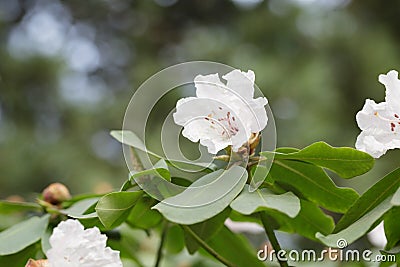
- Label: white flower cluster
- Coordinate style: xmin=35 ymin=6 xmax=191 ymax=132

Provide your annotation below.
xmin=47 ymin=219 xmax=122 ymax=267
xmin=173 ymin=69 xmax=268 ymax=154
xmin=356 ymin=70 xmax=400 ymax=158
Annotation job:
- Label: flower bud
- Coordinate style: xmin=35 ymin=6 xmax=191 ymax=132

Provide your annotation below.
xmin=42 ymin=183 xmax=71 ymax=205
xmin=249 ymin=132 xmax=261 ymax=154
xmin=25 ymin=259 xmax=49 ymax=267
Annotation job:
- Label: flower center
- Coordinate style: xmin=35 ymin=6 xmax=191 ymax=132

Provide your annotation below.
xmin=204 ymin=107 xmax=239 ymax=137
xmin=374 ymin=112 xmax=400 ymax=132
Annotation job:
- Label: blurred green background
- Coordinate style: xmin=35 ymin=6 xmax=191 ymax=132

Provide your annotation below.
xmin=1 ymin=0 xmax=399 ymax=199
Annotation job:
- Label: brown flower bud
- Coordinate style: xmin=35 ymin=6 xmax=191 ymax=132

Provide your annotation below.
xmin=42 ymin=183 xmax=71 ymax=205
xmin=25 ymin=259 xmax=49 ymax=267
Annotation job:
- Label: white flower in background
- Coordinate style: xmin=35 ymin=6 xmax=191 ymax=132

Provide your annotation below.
xmin=47 ymin=219 xmax=122 ymax=267
xmin=356 ymin=70 xmax=400 ymax=158
xmin=173 ymin=69 xmax=268 ymax=154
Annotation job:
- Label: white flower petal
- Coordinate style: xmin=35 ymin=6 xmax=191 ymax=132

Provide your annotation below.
xmin=379 ymin=70 xmax=400 ymax=110
xmin=47 ymin=219 xmax=122 ymax=267
xmin=222 ymin=69 xmax=255 ymax=100
xmin=356 ymin=132 xmax=388 ymax=158
xmin=194 ymin=73 xmax=227 ymax=100
xmin=356 ymin=70 xmax=400 ymax=158
xmin=356 ymin=99 xmax=390 ymax=131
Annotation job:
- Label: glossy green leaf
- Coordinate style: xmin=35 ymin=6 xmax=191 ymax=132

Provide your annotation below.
xmin=153 ymin=166 xmax=247 ymax=224
xmin=184 ymin=208 xmax=230 ymax=254
xmin=0 ymin=201 xmax=41 ymax=214
xmin=269 ymin=159 xmax=359 ymax=213
xmin=262 ymin=142 xmax=374 ymax=178
xmin=317 ymin=195 xmax=393 ymax=247
xmin=0 ymin=215 xmax=50 ymax=255
xmin=204 ymin=226 xmax=265 ymax=267
xmin=266 ymin=199 xmax=334 ymax=240
xmin=96 ymin=191 xmax=142 ymax=229
xmin=126 ymin=196 xmax=162 ymax=229
xmin=384 ymin=206 xmax=400 ymax=250
xmin=334 ymin=168 xmax=400 ymax=232
xmin=230 ymin=185 xmax=300 ymax=218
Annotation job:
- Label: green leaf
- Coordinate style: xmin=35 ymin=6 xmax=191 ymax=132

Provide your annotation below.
xmin=316 ymin=195 xmax=393 ymax=247
xmin=204 ymin=226 xmax=265 ymax=267
xmin=96 ymin=191 xmax=142 ymax=229
xmin=132 ymin=159 xmax=170 ymax=181
xmin=78 ymin=216 xmax=106 ymax=230
xmin=121 ymin=159 xmax=171 ymax=191
xmin=41 ymin=228 xmax=51 ymax=254
xmin=262 ymin=142 xmax=374 ymax=178
xmin=334 ymin=168 xmax=400 ymax=232
xmin=126 ymin=196 xmax=162 ymax=229
xmin=184 ymin=208 xmax=230 ymax=254
xmin=0 ymin=215 xmax=50 ymax=255
xmin=153 ymin=166 xmax=247 ymax=224
xmin=0 ymin=201 xmax=41 ymax=214
xmin=391 ymin=186 xmax=400 ymax=206
xmin=269 ymin=159 xmax=359 ymax=213
xmin=60 ymin=197 xmax=99 ymax=218
xmin=0 ymin=243 xmax=40 ymax=267
xmin=266 ymin=199 xmax=334 ymax=240
xmin=110 ymin=130 xmax=152 ymax=156
xmin=384 ymin=206 xmax=400 ymax=250
xmin=106 ymin=225 xmax=144 ymax=266
xmin=248 ymin=164 xmax=271 ymax=192
xmin=62 ymin=193 xmax=103 ymax=208
xmin=165 ymin=224 xmax=185 ymax=254
xmin=110 ymin=130 xmax=216 ymax=171
xmin=230 ymin=185 xmax=300 ymax=218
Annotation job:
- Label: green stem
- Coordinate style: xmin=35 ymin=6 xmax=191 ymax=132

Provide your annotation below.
xmin=182 ymin=225 xmax=236 ymax=267
xmin=154 ymin=222 xmax=169 ymax=267
xmin=259 ymin=213 xmax=289 ymax=267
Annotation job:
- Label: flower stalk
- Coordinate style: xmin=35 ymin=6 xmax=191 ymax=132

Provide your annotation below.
xmin=260 ymin=212 xmax=289 ymax=267
xmin=154 ymin=221 xmax=169 ymax=267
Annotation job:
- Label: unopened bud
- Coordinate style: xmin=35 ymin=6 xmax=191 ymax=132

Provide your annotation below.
xmin=25 ymin=259 xmax=49 ymax=267
xmin=42 ymin=183 xmax=71 ymax=205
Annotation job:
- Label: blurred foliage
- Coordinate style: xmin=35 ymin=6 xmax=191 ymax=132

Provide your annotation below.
xmin=1 ymin=0 xmax=400 ymax=199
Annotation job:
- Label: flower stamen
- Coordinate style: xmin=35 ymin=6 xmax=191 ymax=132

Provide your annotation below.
xmin=372 ymin=111 xmax=400 ymax=132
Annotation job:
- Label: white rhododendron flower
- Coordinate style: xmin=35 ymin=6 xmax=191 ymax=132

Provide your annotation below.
xmin=356 ymin=70 xmax=400 ymax=158
xmin=173 ymin=69 xmax=268 ymax=154
xmin=47 ymin=219 xmax=122 ymax=267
